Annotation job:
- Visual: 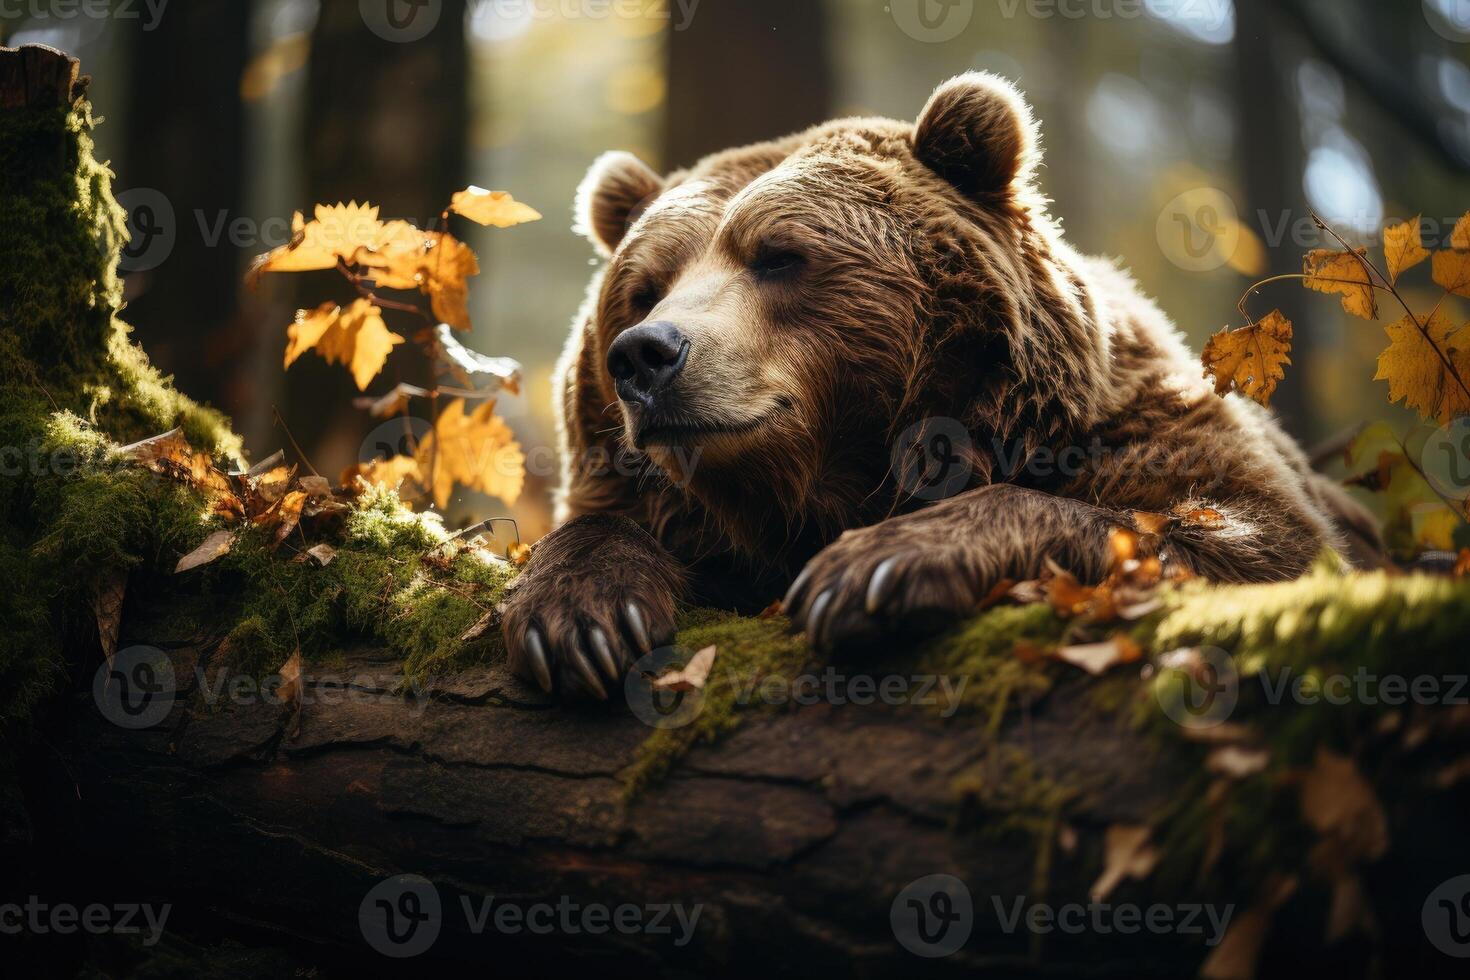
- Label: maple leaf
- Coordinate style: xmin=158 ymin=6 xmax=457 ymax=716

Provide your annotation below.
xmin=1201 ymin=310 xmax=1294 ymax=405
xmin=348 ymin=453 xmax=424 ymax=497
xmin=1432 ymin=247 xmax=1470 ymax=298
xmin=1304 ymin=248 xmax=1378 ymax=319
xmin=1383 ymin=217 xmax=1430 ymax=284
xmin=283 ymin=299 xmax=405 ymax=391
xmin=415 ymin=398 xmax=525 ymax=508
xmin=1373 ymin=307 xmax=1470 ymax=424
xmin=448 ymin=187 xmax=542 ymax=228
xmin=250 ymin=202 xmax=388 ymax=282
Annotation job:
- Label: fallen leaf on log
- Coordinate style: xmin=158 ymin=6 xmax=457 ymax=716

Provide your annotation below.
xmin=1091 ymin=824 xmax=1160 ymax=901
xmin=651 ymin=646 xmax=717 ymax=693
xmin=175 ymin=530 xmax=236 ymax=573
xmin=1055 ymin=635 xmax=1143 ymax=676
xmin=89 ymin=569 xmax=127 ymax=666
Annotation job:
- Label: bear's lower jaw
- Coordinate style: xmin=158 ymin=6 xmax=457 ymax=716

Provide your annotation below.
xmin=634 ymin=410 xmax=777 ymax=451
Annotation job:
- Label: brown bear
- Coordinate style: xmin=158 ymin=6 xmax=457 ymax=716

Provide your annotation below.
xmin=499 ymin=72 xmax=1379 ymax=699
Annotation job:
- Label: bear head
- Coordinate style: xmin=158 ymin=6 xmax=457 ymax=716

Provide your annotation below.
xmin=573 ymin=73 xmax=1113 ymax=552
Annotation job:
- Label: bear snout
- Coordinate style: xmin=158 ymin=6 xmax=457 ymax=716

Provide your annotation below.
xmin=607 ymin=320 xmax=690 ymax=409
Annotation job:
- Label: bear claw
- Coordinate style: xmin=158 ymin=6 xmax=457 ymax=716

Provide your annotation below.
xmin=523 ymin=627 xmax=553 ymax=693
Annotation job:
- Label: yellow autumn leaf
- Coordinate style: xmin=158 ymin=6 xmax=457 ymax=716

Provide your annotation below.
xmin=282 ymin=299 xmax=404 ymax=390
xmin=1304 ymin=247 xmax=1378 ymax=320
xmin=252 ymin=202 xmax=388 ymax=280
xmin=1432 ymin=248 xmax=1470 ymax=298
xmin=1383 ymin=217 xmax=1429 ymax=284
xmin=1413 ymin=506 xmax=1462 ymax=552
xmin=414 ymin=398 xmax=524 ymax=508
xmin=449 ymin=187 xmax=542 ymax=228
xmin=1201 ymin=309 xmax=1293 ymax=405
xmin=350 ymin=453 xmax=424 ymax=496
xmin=1452 ymin=211 xmax=1470 ymax=251
xmin=1373 ymin=308 xmax=1470 ymax=424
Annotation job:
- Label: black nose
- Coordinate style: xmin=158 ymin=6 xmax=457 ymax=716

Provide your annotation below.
xmin=607 ymin=321 xmax=689 ymax=403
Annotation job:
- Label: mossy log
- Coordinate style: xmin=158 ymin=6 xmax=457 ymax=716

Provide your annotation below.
xmin=6 ymin=45 xmax=1470 ymax=978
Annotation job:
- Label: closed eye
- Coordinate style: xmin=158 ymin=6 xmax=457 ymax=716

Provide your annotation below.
xmin=750 ymin=246 xmax=805 ymax=281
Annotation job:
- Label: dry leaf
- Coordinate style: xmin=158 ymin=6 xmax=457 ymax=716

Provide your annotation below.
xmin=285 ymin=299 xmax=405 ymax=391
xmin=460 ymin=610 xmax=496 ymax=642
xmin=304 ymin=542 xmax=337 ymax=566
xmin=1055 ymin=634 xmax=1144 ymax=676
xmin=354 ymin=382 xmax=429 ymax=419
xmin=1373 ymin=307 xmax=1470 ymax=424
xmin=116 ymin=427 xmax=236 ymax=502
xmin=650 ymin=645 xmax=717 ymax=693
xmin=1298 ymin=748 xmax=1389 ymax=863
xmin=277 ymin=649 xmax=303 ymax=739
xmin=251 ymin=202 xmax=392 ymax=282
xmin=1201 ymin=875 xmax=1298 ymax=980
xmin=1434 ymin=248 xmax=1470 ymax=298
xmin=298 ymin=475 xmax=332 ymax=498
xmin=1304 ymin=248 xmax=1378 ymax=319
xmin=1206 ymin=744 xmax=1270 ymax=778
xmin=175 ymin=529 xmax=236 ymax=573
xmin=434 ymin=323 xmax=522 ymax=393
xmin=507 ymin=541 xmax=532 ymax=566
xmin=90 ymin=569 xmax=127 ymax=666
xmin=348 ymin=454 xmax=424 ymax=496
xmin=415 ymin=398 xmax=524 ymax=508
xmin=1202 ymin=310 xmax=1294 ymax=405
xmin=1452 ymin=211 xmax=1470 ymax=250
xmin=448 ymin=187 xmax=542 ymax=228
xmin=1090 ymin=824 xmax=1160 ymax=901
xmin=1383 ymin=217 xmax=1430 ymax=284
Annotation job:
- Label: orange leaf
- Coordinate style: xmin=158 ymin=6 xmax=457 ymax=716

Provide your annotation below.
xmin=1201 ymin=310 xmax=1294 ymax=405
xmin=1432 ymin=248 xmax=1470 ymax=298
xmin=1373 ymin=308 xmax=1470 ymax=424
xmin=1304 ymin=248 xmax=1378 ymax=319
xmin=1383 ymin=217 xmax=1429 ymax=284
xmin=414 ymin=398 xmax=525 ymax=508
xmin=284 ymin=299 xmax=404 ymax=390
xmin=1452 ymin=211 xmax=1470 ymax=251
xmin=448 ymin=187 xmax=542 ymax=228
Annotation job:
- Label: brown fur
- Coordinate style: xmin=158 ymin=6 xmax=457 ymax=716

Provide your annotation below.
xmin=500 ymin=73 xmax=1382 ymax=698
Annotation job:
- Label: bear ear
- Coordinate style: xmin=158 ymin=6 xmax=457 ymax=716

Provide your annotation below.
xmin=914 ymin=72 xmax=1040 ymax=199
xmin=575 ymin=150 xmax=665 ymax=257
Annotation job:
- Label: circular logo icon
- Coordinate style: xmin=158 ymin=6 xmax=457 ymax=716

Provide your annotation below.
xmin=93 ymin=645 xmax=176 ymax=729
xmin=625 ymin=647 xmax=707 ymax=730
xmin=1156 ymin=187 xmax=1240 ymax=273
xmin=891 ymin=873 xmax=973 ymax=957
xmin=1423 ymin=874 xmax=1470 ymax=958
xmin=1425 ymin=0 xmax=1470 ymax=41
xmin=360 ymin=874 xmax=442 ymax=958
xmin=889 ymin=0 xmax=975 ymax=43
xmin=115 ymin=188 xmax=176 ymax=273
xmin=891 ymin=417 xmax=973 ymax=501
xmin=1153 ymin=646 xmax=1239 ymax=730
xmin=1419 ymin=416 xmax=1470 ymax=505
xmin=358 ymin=416 xmax=432 ymax=503
xmin=360 ymin=0 xmax=442 ymax=42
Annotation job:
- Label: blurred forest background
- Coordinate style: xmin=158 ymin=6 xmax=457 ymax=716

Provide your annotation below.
xmin=3 ymin=0 xmax=1468 ymax=542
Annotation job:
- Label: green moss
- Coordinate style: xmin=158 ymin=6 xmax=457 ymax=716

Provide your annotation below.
xmin=622 ymin=610 xmax=811 ymax=796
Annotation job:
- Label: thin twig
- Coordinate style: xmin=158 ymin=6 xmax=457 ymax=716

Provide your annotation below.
xmin=271 ymin=406 xmax=321 ymax=479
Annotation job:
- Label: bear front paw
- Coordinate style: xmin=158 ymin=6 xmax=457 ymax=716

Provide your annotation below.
xmin=783 ymin=525 xmax=992 ymax=656
xmin=500 ymin=515 xmax=681 ymax=700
